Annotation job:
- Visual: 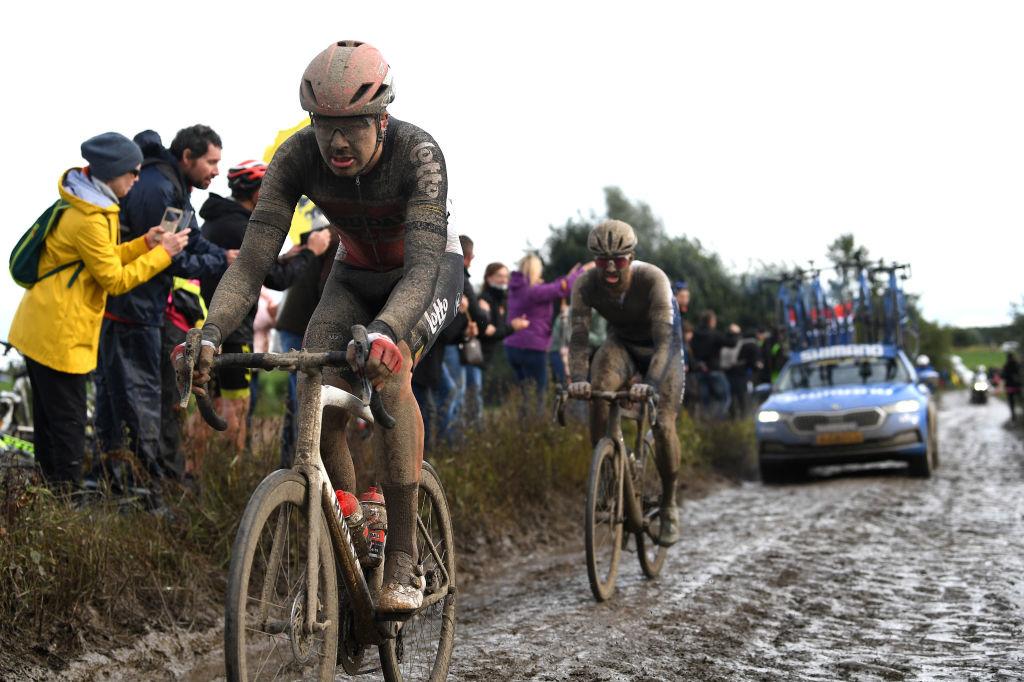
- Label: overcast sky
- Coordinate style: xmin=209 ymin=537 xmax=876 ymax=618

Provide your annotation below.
xmin=1 ymin=0 xmax=1020 ymax=334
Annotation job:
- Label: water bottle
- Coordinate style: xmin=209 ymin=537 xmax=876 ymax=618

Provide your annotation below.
xmin=336 ymin=490 xmax=371 ymax=564
xmin=359 ymin=486 xmax=387 ymax=568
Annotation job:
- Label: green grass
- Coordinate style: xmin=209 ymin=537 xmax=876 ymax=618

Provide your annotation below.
xmin=953 ymin=346 xmax=1008 ymax=371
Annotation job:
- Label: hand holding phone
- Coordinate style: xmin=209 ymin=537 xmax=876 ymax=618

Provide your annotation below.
xmin=160 ymin=207 xmax=184 ymax=233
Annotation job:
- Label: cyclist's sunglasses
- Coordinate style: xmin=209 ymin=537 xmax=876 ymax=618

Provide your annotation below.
xmin=309 ymin=113 xmax=375 ymax=138
xmin=595 ymin=255 xmax=631 ymax=269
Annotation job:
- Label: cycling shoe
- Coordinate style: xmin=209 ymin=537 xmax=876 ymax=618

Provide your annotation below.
xmin=376 ymin=550 xmax=425 ymax=613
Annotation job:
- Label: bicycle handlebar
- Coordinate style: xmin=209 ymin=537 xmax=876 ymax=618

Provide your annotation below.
xmin=178 ymin=327 xmax=396 ymax=432
xmin=553 ymin=387 xmax=659 ymax=427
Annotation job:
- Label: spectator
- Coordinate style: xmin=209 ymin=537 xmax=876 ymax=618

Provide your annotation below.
xmin=478 ymin=262 xmax=528 ymax=400
xmin=724 ymin=326 xmax=762 ymax=419
xmin=1004 ymin=352 xmax=1021 ymax=421
xmin=95 ymin=125 xmax=231 ymax=484
xmin=549 ymin=299 xmax=571 ymax=387
xmin=691 ymin=310 xmax=738 ymax=419
xmin=199 ymin=160 xmax=330 ymax=454
xmin=247 ymin=289 xmax=278 ymax=440
xmin=673 ymin=280 xmax=690 ymax=322
xmin=441 ymin=235 xmax=488 ymax=428
xmin=9 ymin=132 xmax=188 ymax=489
xmin=504 ymin=254 xmax=591 ymax=399
xmin=274 ymin=216 xmax=339 ymax=467
xmin=682 ymin=321 xmax=698 ymax=413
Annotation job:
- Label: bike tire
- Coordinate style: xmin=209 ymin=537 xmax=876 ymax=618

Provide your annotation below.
xmin=635 ymin=432 xmax=668 ymax=579
xmin=585 ymin=438 xmax=623 ymax=602
xmin=379 ymin=462 xmax=457 ymax=681
xmin=224 ymin=469 xmax=339 ymax=682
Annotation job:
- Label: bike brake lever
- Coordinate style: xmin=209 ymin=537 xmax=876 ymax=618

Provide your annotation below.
xmin=177 ymin=328 xmax=202 ymax=409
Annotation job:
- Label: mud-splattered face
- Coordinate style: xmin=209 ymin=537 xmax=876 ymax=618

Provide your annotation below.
xmin=312 ymin=113 xmax=388 ymax=177
xmin=596 ymin=254 xmax=633 ymax=294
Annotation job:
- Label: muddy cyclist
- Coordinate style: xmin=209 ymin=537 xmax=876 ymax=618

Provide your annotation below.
xmin=179 ymin=40 xmax=463 ymax=613
xmin=567 ymin=220 xmax=685 ymax=546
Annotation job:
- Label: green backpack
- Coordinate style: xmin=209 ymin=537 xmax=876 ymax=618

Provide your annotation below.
xmin=9 ymin=200 xmax=85 ymax=289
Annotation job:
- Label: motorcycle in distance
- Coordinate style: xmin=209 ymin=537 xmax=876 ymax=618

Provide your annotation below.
xmin=970 ymin=366 xmax=990 ymax=405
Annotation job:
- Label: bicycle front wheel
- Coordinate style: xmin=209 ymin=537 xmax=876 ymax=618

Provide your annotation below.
xmin=585 ymin=438 xmax=623 ymax=601
xmin=224 ymin=469 xmax=339 ymax=682
xmin=379 ymin=461 xmax=457 ymax=681
xmin=635 ymin=431 xmax=668 ymax=578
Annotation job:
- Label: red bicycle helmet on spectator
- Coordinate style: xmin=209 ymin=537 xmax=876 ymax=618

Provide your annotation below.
xmin=227 ymin=160 xmax=267 ymax=194
xmin=299 ymin=41 xmax=395 ymax=116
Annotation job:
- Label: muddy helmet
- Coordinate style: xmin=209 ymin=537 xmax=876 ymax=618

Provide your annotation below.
xmin=588 ymin=220 xmax=637 ymax=257
xmin=299 ymin=41 xmax=395 ymax=116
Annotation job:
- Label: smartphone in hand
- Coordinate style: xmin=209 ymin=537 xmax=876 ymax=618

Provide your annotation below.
xmin=160 ymin=206 xmax=184 ymax=233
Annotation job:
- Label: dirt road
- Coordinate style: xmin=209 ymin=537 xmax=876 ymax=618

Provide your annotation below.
xmin=450 ymin=397 xmax=1024 ymax=680
xmin=50 ymin=397 xmax=1024 ymax=681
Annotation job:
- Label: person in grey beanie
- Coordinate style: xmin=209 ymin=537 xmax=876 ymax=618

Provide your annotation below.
xmin=7 ymin=132 xmax=190 ymax=490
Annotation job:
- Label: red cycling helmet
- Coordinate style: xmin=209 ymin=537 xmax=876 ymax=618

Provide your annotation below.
xmin=227 ymin=160 xmax=267 ymax=194
xmin=299 ymin=41 xmax=395 ymax=117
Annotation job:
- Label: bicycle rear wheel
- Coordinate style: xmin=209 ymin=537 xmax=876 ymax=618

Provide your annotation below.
xmin=225 ymin=470 xmax=339 ymax=682
xmin=379 ymin=462 xmax=457 ymax=681
xmin=635 ymin=431 xmax=667 ymax=578
xmin=585 ymin=438 xmax=623 ymax=601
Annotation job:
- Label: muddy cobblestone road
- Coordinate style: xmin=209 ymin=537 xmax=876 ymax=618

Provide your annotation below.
xmin=451 ymin=398 xmax=1024 ymax=681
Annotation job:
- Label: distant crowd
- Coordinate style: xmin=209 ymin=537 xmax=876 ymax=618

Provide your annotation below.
xmin=11 ymin=124 xmax=789 ymax=496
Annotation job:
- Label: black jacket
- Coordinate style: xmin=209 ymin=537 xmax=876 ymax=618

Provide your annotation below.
xmin=274 ymin=229 xmax=339 ymax=337
xmin=691 ymin=327 xmax=738 ymax=372
xmin=443 ymin=269 xmax=489 ymax=346
xmin=199 ymin=193 xmax=317 ymax=345
xmin=105 ymin=130 xmax=227 ymax=327
xmin=478 ymin=284 xmax=514 ymax=362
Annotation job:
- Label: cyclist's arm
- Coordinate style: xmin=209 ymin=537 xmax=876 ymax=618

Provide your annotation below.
xmin=368 ymin=135 xmax=448 ymax=343
xmin=202 ymin=138 xmax=303 ymax=345
xmin=643 ymin=270 xmax=678 ymax=390
xmin=568 ymin=276 xmax=592 ymax=381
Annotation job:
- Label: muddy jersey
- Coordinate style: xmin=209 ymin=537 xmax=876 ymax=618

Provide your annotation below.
xmin=569 ymin=261 xmax=680 ymax=388
xmin=203 ymin=119 xmax=449 ymax=346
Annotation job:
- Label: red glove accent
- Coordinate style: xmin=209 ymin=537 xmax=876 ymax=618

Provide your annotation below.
xmin=170 ymin=342 xmax=186 ymax=368
xmin=369 ymin=334 xmax=403 ymax=374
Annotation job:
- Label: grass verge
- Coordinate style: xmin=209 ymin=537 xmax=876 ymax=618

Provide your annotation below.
xmin=0 ymin=396 xmax=756 ymax=674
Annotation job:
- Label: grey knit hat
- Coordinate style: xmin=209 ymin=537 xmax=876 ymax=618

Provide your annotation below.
xmin=81 ymin=132 xmax=143 ymax=181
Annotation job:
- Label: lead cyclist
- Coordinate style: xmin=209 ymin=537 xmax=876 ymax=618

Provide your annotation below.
xmin=178 ymin=41 xmax=462 ymax=612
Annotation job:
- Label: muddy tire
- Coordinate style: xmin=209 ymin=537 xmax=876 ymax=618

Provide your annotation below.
xmin=585 ymin=438 xmax=624 ymax=601
xmin=635 ymin=432 xmax=667 ymax=579
xmin=379 ymin=462 xmax=457 ymax=681
xmin=225 ymin=469 xmax=339 ymax=682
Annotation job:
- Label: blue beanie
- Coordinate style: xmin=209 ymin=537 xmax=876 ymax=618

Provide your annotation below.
xmin=81 ymin=132 xmax=143 ymax=181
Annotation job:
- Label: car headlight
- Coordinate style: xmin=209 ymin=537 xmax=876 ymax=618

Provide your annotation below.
xmin=887 ymin=399 xmax=922 ymax=414
xmin=758 ymin=410 xmax=781 ymax=423
xmin=973 ymin=382 xmax=988 ymax=392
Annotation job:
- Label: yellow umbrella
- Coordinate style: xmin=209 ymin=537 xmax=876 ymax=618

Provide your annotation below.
xmin=264 ymin=120 xmax=318 ymax=244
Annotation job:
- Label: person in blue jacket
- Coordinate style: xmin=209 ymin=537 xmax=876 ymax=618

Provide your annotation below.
xmin=94 ymin=125 xmax=234 ymax=485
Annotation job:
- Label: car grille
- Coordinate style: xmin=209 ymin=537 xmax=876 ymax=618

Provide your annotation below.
xmin=791 ymin=408 xmax=883 ymax=433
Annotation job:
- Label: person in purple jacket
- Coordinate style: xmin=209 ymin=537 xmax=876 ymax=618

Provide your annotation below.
xmin=504 ymin=253 xmax=593 ymax=398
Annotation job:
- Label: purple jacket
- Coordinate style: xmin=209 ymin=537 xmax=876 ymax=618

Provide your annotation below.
xmin=504 ymin=269 xmax=584 ymax=352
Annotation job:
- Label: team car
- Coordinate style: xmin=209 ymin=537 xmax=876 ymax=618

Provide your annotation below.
xmin=755 ymin=344 xmax=938 ymax=481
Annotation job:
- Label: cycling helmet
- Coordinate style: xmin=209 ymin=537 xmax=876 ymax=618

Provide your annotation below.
xmin=227 ymin=160 xmax=267 ymax=194
xmin=300 ymin=41 xmax=395 ymax=116
xmin=587 ymin=220 xmax=637 ymax=257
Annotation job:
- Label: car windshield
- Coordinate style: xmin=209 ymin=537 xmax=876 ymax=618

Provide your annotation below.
xmin=777 ymin=356 xmax=910 ymax=391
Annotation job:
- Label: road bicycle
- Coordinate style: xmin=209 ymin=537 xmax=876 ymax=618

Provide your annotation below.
xmin=555 ymin=389 xmax=666 ymax=601
xmin=179 ymin=325 xmax=456 ymax=681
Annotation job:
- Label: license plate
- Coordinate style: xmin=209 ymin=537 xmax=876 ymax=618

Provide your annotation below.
xmin=815 ymin=431 xmax=864 ymax=446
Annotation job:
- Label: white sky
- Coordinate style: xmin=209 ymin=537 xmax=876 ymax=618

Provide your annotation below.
xmin=1 ymin=0 xmax=1020 ymax=334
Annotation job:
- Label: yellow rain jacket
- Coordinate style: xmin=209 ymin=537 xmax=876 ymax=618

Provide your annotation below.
xmin=9 ymin=169 xmax=172 ymax=374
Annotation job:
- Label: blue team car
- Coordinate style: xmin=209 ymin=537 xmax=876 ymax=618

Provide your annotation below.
xmin=755 ymin=344 xmax=938 ymax=482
